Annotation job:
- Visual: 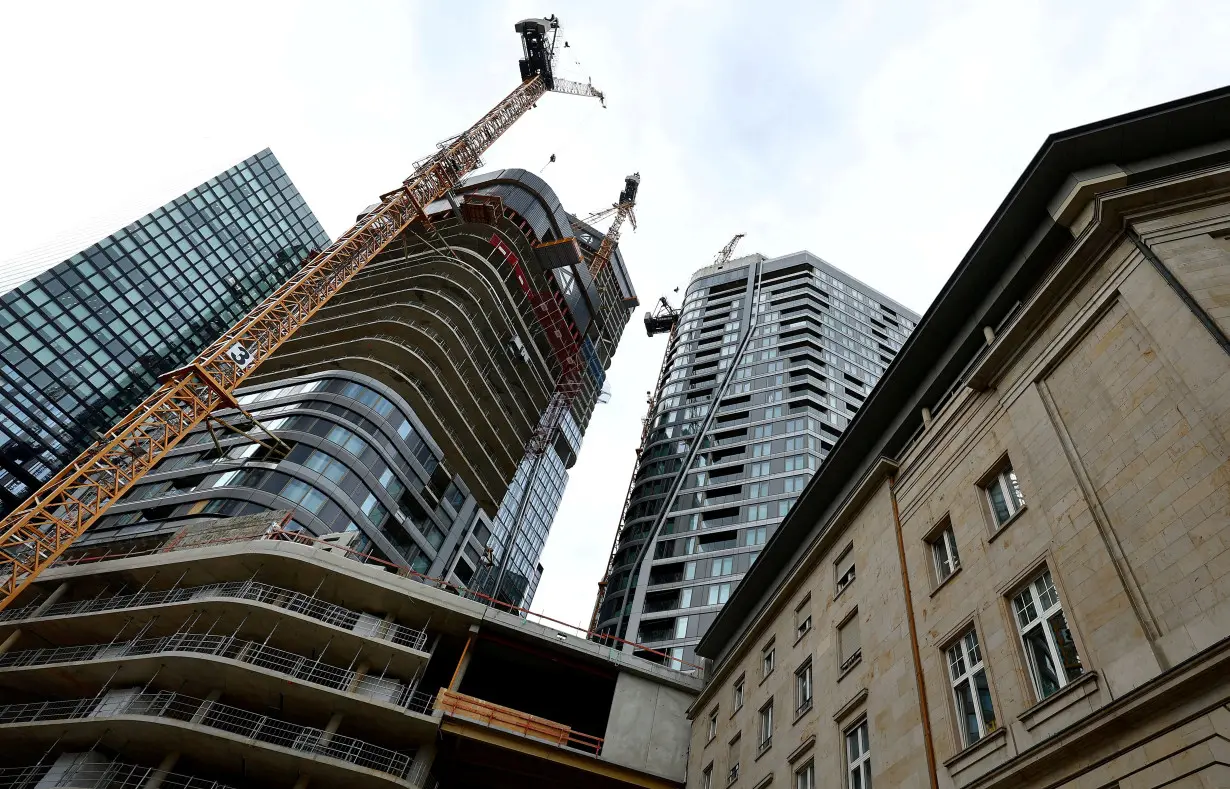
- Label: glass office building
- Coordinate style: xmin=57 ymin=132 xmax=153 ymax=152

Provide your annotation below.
xmin=594 ymin=251 xmax=920 ymax=666
xmin=0 ymin=149 xmax=330 ymax=514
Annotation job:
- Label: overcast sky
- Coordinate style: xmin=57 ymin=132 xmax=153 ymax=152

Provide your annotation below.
xmin=1 ymin=1 xmax=1228 ymax=630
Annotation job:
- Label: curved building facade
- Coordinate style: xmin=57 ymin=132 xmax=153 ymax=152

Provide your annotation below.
xmin=594 ymin=252 xmax=918 ymax=667
xmin=86 ymin=168 xmax=637 ymax=607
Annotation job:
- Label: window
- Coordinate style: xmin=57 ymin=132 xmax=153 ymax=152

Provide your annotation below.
xmin=711 ymin=557 xmax=735 ymax=578
xmin=708 ymin=709 xmax=718 ymax=742
xmin=744 ymin=526 xmax=767 ymax=547
xmin=794 ymin=761 xmax=815 ymax=789
xmin=702 ymin=763 xmax=714 ymax=789
xmin=675 ymin=616 xmax=690 ymax=639
xmin=708 ymin=583 xmax=731 ymax=605
xmin=795 ymin=595 xmax=812 ymax=638
xmin=762 ymin=644 xmax=775 ymax=677
xmin=733 ymin=677 xmax=745 ymax=710
xmin=929 ymin=520 xmax=961 ymax=583
xmin=845 ymin=720 xmax=871 ymax=789
xmin=748 ymin=482 xmax=769 ymax=499
xmin=757 ymin=700 xmax=774 ymax=749
xmin=750 ymin=462 xmax=771 ymax=477
xmin=947 ymin=629 xmax=997 ymax=747
xmin=728 ymin=734 xmax=742 ymax=784
xmin=795 ymin=660 xmax=813 ymax=712
xmin=783 ymin=475 xmax=805 ymax=493
xmin=838 ymin=610 xmax=861 ymax=671
xmin=1012 ymin=569 xmax=1082 ymax=700
xmin=752 ymin=442 xmax=772 ymax=457
xmin=983 ymin=462 xmax=1024 ymax=527
xmin=835 ymin=546 xmax=855 ymax=595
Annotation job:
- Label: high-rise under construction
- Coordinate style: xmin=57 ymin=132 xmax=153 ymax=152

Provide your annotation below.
xmin=593 ymin=251 xmax=919 ymax=668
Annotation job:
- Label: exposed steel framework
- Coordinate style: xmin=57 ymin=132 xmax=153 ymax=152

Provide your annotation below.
xmin=0 ymin=17 xmax=606 ymax=611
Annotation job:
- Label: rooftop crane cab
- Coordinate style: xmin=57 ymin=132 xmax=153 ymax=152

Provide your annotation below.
xmin=515 ymin=16 xmax=561 ymax=88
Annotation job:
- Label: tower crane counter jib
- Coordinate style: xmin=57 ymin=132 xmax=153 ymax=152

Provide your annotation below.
xmin=0 ymin=14 xmax=605 ymax=611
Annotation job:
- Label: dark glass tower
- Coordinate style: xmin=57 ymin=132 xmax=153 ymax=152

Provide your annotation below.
xmin=594 ymin=251 xmax=919 ymax=667
xmin=0 ymin=149 xmax=329 ymax=514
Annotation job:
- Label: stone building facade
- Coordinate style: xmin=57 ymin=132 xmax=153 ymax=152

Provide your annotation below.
xmin=684 ymin=87 xmax=1230 ymax=789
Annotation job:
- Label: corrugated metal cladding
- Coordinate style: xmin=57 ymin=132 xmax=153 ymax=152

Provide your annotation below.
xmin=460 ymin=169 xmax=571 ymax=242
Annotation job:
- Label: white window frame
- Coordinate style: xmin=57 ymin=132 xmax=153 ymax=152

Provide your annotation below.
xmin=707 ymin=708 xmax=718 ymax=742
xmin=702 ymin=763 xmax=713 ymax=789
xmin=794 ymin=760 xmax=815 ymax=789
xmin=845 ymin=719 xmax=871 ymax=789
xmin=795 ymin=660 xmax=813 ymax=712
xmin=757 ymin=699 xmax=773 ymax=749
xmin=983 ymin=463 xmax=1024 ymax=527
xmin=733 ymin=677 xmax=745 ymax=710
xmin=1012 ymin=569 xmax=1083 ymax=701
xmin=946 ymin=628 xmax=997 ymax=747
xmin=762 ymin=645 xmax=775 ymax=678
xmin=930 ymin=522 xmax=960 ymax=583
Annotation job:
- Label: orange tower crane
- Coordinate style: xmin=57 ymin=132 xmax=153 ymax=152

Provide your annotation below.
xmin=0 ymin=14 xmax=605 ymax=611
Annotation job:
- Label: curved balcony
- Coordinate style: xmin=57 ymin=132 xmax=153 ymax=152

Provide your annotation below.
xmin=0 ymin=757 xmax=237 ymax=788
xmin=0 ymin=691 xmax=425 ymax=787
xmin=0 ymin=631 xmax=434 ymax=718
xmin=1 ymin=580 xmax=424 ymax=649
xmin=0 ymin=580 xmax=430 ymax=681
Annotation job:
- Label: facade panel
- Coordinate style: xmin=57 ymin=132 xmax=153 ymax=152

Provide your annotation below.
xmin=0 ymin=149 xmax=329 ymax=514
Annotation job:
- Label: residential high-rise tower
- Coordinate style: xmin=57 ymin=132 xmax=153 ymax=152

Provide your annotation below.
xmin=594 ymin=251 xmax=918 ymax=667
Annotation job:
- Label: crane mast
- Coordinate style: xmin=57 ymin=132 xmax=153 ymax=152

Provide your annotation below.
xmin=0 ymin=15 xmax=603 ymax=611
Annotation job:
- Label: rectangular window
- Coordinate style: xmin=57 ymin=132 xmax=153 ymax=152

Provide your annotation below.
xmin=1012 ymin=569 xmax=1082 ymax=700
xmin=748 ymin=482 xmax=769 ymax=499
xmin=947 ymin=629 xmax=997 ymax=747
xmin=795 ymin=761 xmax=815 ymax=789
xmin=795 ymin=595 xmax=812 ymax=638
xmin=929 ymin=521 xmax=961 ymax=583
xmin=708 ymin=709 xmax=718 ymax=742
xmin=758 ymin=700 xmax=773 ymax=749
xmin=733 ymin=678 xmax=745 ymax=710
xmin=838 ymin=610 xmax=861 ymax=670
xmin=836 ymin=546 xmax=856 ymax=595
xmin=845 ymin=720 xmax=871 ymax=789
xmin=750 ymin=462 xmax=771 ymax=477
xmin=708 ymin=583 xmax=731 ymax=605
xmin=728 ymin=734 xmax=742 ymax=784
xmin=762 ymin=644 xmax=775 ymax=677
xmin=983 ymin=463 xmax=1024 ymax=527
xmin=702 ymin=763 xmax=713 ymax=789
xmin=752 ymin=442 xmax=772 ymax=457
xmin=795 ymin=660 xmax=813 ymax=712
xmin=744 ymin=526 xmax=767 ymax=547
xmin=675 ymin=616 xmax=690 ymax=639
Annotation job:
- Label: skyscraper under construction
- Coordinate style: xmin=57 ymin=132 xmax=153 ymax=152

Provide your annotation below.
xmin=593 ymin=251 xmax=919 ymax=667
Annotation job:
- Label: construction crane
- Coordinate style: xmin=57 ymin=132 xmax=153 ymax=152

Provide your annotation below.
xmin=0 ymin=14 xmax=605 ymax=611
xmin=522 ymin=172 xmax=641 ymax=455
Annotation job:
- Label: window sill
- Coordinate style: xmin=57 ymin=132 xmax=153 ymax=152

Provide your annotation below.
xmin=793 ymin=700 xmax=813 ymax=724
xmin=837 ymin=651 xmax=863 ymax=682
xmin=986 ymin=506 xmax=1027 ymax=545
xmin=942 ymin=725 xmax=1008 ymax=778
xmin=1019 ymin=670 xmax=1098 ymax=732
xmin=929 ymin=566 xmax=962 ymax=598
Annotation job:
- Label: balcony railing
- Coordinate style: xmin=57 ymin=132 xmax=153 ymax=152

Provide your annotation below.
xmin=0 ymin=631 xmax=434 ymax=715
xmin=0 ymin=691 xmax=423 ymax=784
xmin=0 ymin=579 xmax=429 ymax=653
xmin=0 ymin=759 xmax=237 ymax=789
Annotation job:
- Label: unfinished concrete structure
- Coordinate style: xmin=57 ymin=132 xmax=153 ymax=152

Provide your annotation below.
xmin=71 ymin=169 xmax=636 ymax=609
xmin=0 ymin=515 xmax=697 ymax=788
xmin=684 ymin=86 xmax=1230 ymax=789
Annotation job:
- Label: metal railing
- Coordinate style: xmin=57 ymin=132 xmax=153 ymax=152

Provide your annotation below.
xmin=0 ymin=632 xmax=435 ymax=715
xmin=0 ymin=759 xmax=236 ymax=788
xmin=0 ymin=579 xmax=429 ymax=653
xmin=0 ymin=691 xmax=422 ymax=782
